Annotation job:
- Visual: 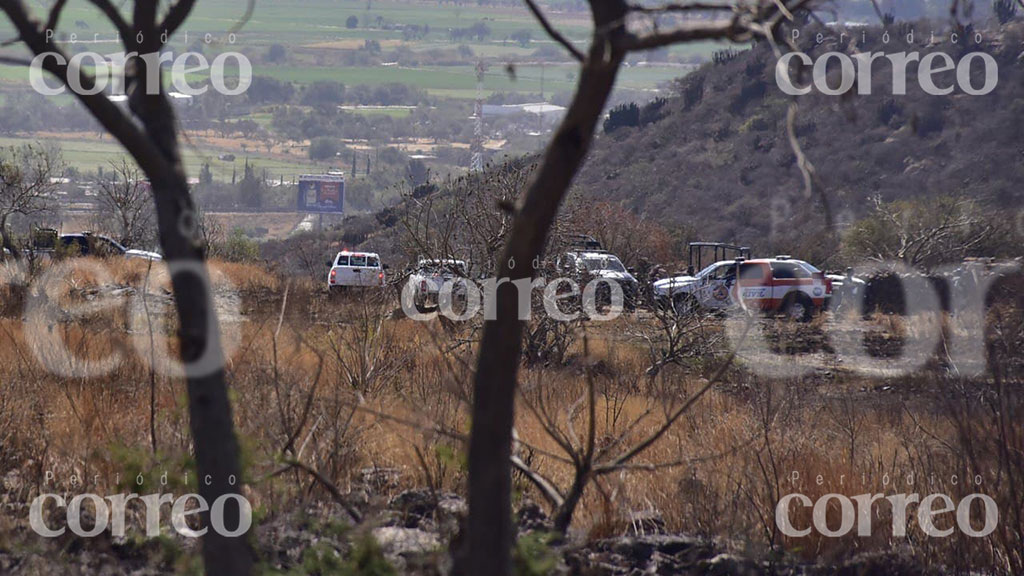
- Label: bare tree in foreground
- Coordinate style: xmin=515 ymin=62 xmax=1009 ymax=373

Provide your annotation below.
xmin=0 ymin=1 xmax=253 ymax=573
xmin=458 ymin=2 xmax=814 ymax=574
xmin=514 ymin=331 xmax=746 ymax=535
xmin=0 ymin=144 xmax=60 ymax=259
xmin=96 ymin=157 xmax=156 ymax=248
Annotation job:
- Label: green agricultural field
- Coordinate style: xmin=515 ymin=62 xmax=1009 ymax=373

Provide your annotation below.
xmin=337 ymin=106 xmax=415 ymax=118
xmin=0 ymin=0 xmax=717 ymax=97
xmin=0 ymin=0 xmax=725 ymax=121
xmin=249 ymin=63 xmax=579 ymax=94
xmin=244 ymin=62 xmax=689 ymax=97
xmin=0 ymin=0 xmax=592 ymax=49
xmin=188 ymin=0 xmax=595 ymax=44
xmin=0 ymin=65 xmax=25 ymax=84
xmin=0 ymin=136 xmax=316 ymax=183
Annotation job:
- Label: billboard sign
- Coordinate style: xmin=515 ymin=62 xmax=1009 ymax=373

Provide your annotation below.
xmin=297 ymin=173 xmax=345 ymax=214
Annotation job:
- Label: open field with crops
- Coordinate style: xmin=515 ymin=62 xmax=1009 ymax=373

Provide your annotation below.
xmin=0 ymin=0 xmax=714 ymax=98
xmin=0 ymin=135 xmax=316 ymax=182
xmin=0 ymin=0 xmax=716 ymax=199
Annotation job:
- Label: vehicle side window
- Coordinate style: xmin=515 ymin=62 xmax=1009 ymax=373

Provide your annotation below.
xmin=351 ymin=255 xmax=368 ymax=267
xmin=772 ymin=262 xmax=809 ymax=279
xmin=772 ymin=263 xmax=795 ymax=279
xmin=740 ymin=263 xmax=764 ymax=280
xmin=336 ymin=254 xmax=349 ymax=266
xmin=62 ymin=237 xmax=88 ymax=255
xmin=367 ymin=256 xmax=380 ymax=268
xmin=91 ymin=238 xmax=118 ymax=257
xmin=710 ymin=264 xmax=736 ymax=280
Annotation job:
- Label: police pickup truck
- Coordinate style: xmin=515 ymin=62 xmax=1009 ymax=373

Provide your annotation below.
xmin=653 ymin=256 xmax=832 ymax=321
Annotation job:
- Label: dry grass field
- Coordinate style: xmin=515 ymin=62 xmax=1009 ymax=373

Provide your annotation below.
xmin=0 ymin=257 xmax=1022 ymax=573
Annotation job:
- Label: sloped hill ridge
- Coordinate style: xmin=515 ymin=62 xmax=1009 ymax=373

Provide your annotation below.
xmin=576 ymin=21 xmax=1024 ymax=256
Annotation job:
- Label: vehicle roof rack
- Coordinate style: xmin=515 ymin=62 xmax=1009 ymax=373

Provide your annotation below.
xmin=567 ymin=233 xmax=603 ymax=251
xmin=688 ymin=242 xmax=751 ymax=272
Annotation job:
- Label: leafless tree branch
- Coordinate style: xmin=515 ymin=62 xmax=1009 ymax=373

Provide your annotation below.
xmin=85 ymin=0 xmax=133 ymax=42
xmin=160 ymin=0 xmax=196 ymax=37
xmin=523 ymin=0 xmax=584 ymax=61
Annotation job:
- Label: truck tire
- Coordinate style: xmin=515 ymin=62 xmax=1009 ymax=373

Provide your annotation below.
xmin=782 ymin=292 xmax=814 ymax=322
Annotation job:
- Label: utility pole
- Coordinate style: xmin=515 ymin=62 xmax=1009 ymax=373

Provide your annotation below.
xmin=471 ymin=61 xmax=486 ymax=172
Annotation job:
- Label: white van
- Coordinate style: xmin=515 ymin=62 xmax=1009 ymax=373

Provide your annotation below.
xmin=328 ymin=251 xmax=386 ymax=291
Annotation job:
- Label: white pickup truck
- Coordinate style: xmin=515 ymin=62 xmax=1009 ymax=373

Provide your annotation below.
xmin=408 ymin=259 xmax=468 ymax=312
xmin=328 ymin=251 xmax=386 ymax=292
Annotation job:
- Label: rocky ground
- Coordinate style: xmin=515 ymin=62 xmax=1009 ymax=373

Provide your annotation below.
xmin=0 ymin=469 xmax=942 ymax=576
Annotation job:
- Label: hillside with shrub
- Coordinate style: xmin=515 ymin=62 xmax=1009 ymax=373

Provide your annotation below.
xmin=574 ymin=20 xmax=1024 ymax=266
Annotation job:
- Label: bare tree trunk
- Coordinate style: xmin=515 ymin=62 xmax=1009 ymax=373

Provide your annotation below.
xmin=457 ymin=19 xmax=625 ymax=574
xmin=456 ymin=0 xmax=777 ymax=567
xmin=552 ymin=467 xmax=589 ymax=534
xmin=134 ymin=54 xmax=254 ymax=576
xmin=0 ymin=2 xmax=254 ymax=572
xmin=0 ymin=214 xmax=18 ymax=260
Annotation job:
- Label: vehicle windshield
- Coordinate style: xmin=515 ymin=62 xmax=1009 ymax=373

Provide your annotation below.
xmin=695 ymin=263 xmax=721 ymax=278
xmin=337 ymin=254 xmax=380 ymax=267
xmin=89 ymin=235 xmax=126 ymax=255
xmin=420 ymin=261 xmax=467 ymax=275
xmin=102 ymin=237 xmax=127 ymax=253
xmin=582 ymin=256 xmax=625 ymax=273
xmin=799 ymin=261 xmax=821 ymax=273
